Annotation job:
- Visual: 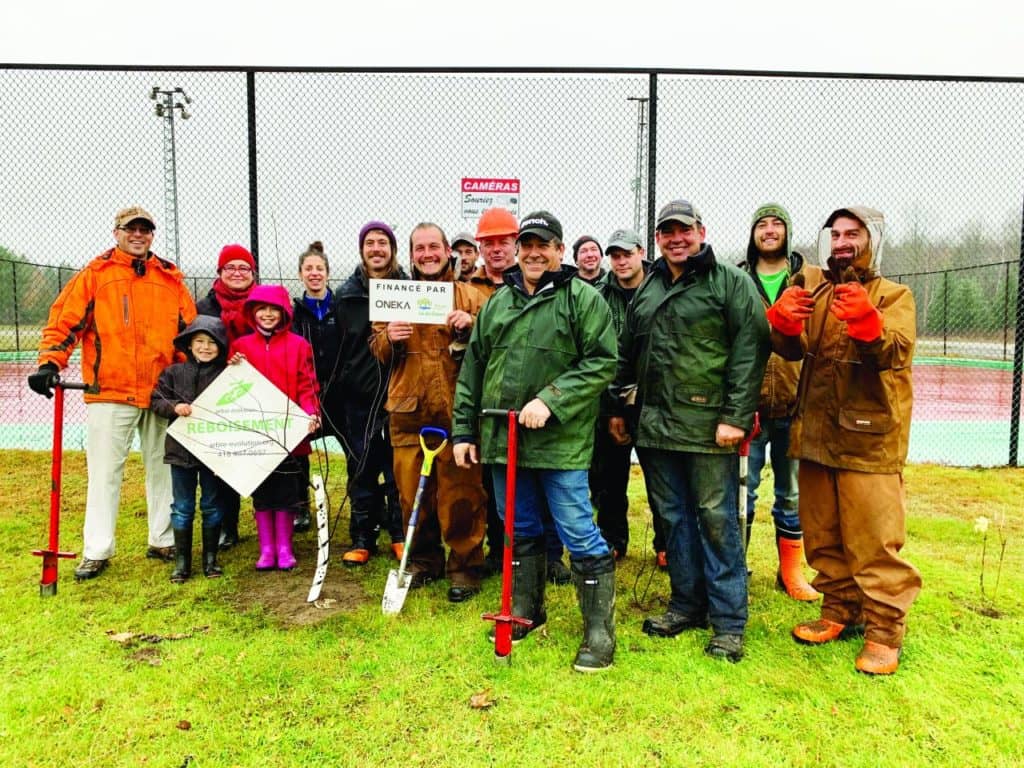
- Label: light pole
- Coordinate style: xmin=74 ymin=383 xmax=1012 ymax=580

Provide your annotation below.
xmin=150 ymin=86 xmax=191 ymax=265
xmin=627 ymin=96 xmax=649 ymax=234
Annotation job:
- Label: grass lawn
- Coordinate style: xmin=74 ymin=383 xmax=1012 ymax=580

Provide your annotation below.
xmin=1 ymin=451 xmax=1022 ymax=767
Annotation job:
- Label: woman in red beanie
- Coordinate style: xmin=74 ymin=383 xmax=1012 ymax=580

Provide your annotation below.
xmin=196 ymin=243 xmax=258 ymax=549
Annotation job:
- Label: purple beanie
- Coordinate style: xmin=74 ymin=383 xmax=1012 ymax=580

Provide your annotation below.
xmin=358 ymin=220 xmax=397 ymax=254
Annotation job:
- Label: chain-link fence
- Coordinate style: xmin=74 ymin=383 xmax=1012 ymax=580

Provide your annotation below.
xmin=1 ymin=66 xmax=1022 ymax=464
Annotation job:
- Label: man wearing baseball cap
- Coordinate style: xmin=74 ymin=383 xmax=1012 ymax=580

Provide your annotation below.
xmin=453 ymin=210 xmax=619 ymax=672
xmin=591 ymin=228 xmax=666 ymax=565
xmin=450 ymin=232 xmax=479 ymax=281
xmin=28 ymin=206 xmax=197 ymax=580
xmin=611 ymin=199 xmax=768 ymax=662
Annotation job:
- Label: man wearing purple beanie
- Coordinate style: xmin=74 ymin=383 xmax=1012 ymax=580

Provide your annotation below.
xmin=331 ymin=221 xmax=408 ymax=566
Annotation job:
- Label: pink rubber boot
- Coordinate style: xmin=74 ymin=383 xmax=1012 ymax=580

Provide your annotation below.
xmin=254 ymin=510 xmax=276 ymax=570
xmin=275 ymin=510 xmax=297 ymax=570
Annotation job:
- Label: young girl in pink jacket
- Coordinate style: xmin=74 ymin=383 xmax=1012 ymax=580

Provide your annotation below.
xmin=228 ymin=284 xmax=320 ymax=570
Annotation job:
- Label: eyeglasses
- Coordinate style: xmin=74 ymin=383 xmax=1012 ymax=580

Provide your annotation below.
xmin=222 ymin=265 xmax=253 ymax=274
xmin=117 ymin=225 xmax=154 ymax=235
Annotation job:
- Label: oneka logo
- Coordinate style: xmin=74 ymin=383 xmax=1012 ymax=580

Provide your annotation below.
xmin=217 ymin=380 xmax=254 ymax=406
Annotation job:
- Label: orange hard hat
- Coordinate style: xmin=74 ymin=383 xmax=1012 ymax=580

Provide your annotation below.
xmin=475 ymin=207 xmax=519 ymax=240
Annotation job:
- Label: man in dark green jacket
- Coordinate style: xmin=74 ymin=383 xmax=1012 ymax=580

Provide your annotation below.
xmin=611 ymin=199 xmax=769 ymax=662
xmin=453 ymin=211 xmax=619 ymax=673
xmin=591 ymin=228 xmax=663 ymax=562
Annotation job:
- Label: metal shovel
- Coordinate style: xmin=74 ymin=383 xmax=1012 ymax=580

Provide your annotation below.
xmin=382 ymin=426 xmax=449 ymax=615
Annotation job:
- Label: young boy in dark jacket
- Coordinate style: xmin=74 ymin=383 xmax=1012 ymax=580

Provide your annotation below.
xmin=151 ymin=315 xmax=230 ymax=582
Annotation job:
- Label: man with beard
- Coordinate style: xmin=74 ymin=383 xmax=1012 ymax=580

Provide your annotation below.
xmin=451 ymin=232 xmax=479 ymax=281
xmin=332 ymin=221 xmax=407 ymax=567
xmin=766 ymin=207 xmax=920 ymax=675
xmin=371 ymin=223 xmax=487 ymax=602
xmin=737 ymin=204 xmax=819 ymax=602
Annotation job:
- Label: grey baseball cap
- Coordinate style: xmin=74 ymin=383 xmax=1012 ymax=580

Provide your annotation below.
xmin=605 ymin=228 xmax=644 ymax=253
xmin=655 ymin=199 xmax=702 ymax=229
xmin=451 ymin=231 xmax=478 ymax=249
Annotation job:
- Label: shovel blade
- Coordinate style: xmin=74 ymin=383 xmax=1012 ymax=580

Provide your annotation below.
xmin=382 ymin=568 xmax=411 ymax=615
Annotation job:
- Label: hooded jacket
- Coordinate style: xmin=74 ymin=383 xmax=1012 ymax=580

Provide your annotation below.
xmin=772 ymin=207 xmax=915 ymax=472
xmin=736 ymin=203 xmax=805 ymax=418
xmin=611 ymin=244 xmax=769 ymax=453
xmin=151 ymin=315 xmax=229 ymax=467
xmin=453 ymin=265 xmax=617 ymax=469
xmin=228 ymin=284 xmax=320 ymax=456
xmin=370 ymin=263 xmax=485 ymax=447
xmin=37 ymin=247 xmax=196 ymax=407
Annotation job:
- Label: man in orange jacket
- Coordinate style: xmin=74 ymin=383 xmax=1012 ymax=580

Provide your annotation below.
xmin=29 ymin=206 xmax=197 ymax=580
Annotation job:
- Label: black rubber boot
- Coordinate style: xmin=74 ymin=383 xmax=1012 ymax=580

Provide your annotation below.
xmin=571 ymin=553 xmax=616 ymax=673
xmin=293 ymin=506 xmax=312 ymax=534
xmin=489 ymin=536 xmax=547 ymax=644
xmin=170 ymin=528 xmax=193 ymax=583
xmin=202 ymin=525 xmax=223 ymax=578
xmin=219 ymin=502 xmax=240 ymax=551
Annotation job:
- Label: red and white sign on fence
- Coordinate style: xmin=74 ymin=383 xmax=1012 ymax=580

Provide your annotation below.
xmin=461 ymin=177 xmax=520 ymax=220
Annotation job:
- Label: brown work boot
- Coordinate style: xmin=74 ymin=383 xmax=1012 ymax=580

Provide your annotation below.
xmin=855 ymin=641 xmax=901 ymax=675
xmin=776 ymin=537 xmax=821 ymax=602
xmin=792 ymin=618 xmax=863 ymax=645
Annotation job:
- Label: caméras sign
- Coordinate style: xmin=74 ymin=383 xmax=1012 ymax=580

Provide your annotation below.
xmin=461 ymin=176 xmax=520 ymax=220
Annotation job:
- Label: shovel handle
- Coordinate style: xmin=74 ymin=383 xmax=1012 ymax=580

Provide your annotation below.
xmin=418 ymin=426 xmax=449 ymax=477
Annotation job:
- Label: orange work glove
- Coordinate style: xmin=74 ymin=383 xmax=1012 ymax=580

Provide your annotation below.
xmin=765 ymin=286 xmax=814 ymax=336
xmin=831 ymin=282 xmax=883 ymax=342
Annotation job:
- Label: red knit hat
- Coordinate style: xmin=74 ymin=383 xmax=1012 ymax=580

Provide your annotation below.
xmin=218 ymin=244 xmax=256 ymax=271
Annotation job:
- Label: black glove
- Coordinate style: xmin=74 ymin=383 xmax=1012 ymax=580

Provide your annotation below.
xmin=28 ymin=363 xmax=59 ymax=398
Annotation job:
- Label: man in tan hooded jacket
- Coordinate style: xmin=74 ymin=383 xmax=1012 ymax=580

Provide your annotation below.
xmin=766 ymin=206 xmax=921 ymax=675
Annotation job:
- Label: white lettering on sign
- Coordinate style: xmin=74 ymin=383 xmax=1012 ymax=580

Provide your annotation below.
xmin=462 ymin=177 xmax=520 ymax=193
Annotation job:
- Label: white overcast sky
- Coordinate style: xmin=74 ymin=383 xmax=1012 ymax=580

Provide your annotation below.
xmin=2 ymin=0 xmax=1021 ymax=77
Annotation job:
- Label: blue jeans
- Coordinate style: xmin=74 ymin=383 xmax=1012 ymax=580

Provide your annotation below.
xmin=170 ymin=464 xmax=223 ymax=530
xmin=746 ymin=416 xmax=801 ymax=538
xmin=637 ymin=448 xmax=747 ymax=634
xmin=489 ymin=466 xmax=610 ymax=560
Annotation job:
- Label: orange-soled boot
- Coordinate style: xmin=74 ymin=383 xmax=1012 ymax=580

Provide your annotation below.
xmin=342 ymin=547 xmax=371 ymax=567
xmin=776 ymin=537 xmax=821 ymax=602
xmin=390 ymin=542 xmax=404 ymax=561
xmin=855 ymin=641 xmax=901 ymax=675
xmin=792 ymin=618 xmax=859 ymax=645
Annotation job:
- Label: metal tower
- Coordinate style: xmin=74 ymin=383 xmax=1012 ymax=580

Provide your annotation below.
xmin=627 ymin=96 xmax=649 ymax=234
xmin=150 ymin=87 xmax=191 ymax=265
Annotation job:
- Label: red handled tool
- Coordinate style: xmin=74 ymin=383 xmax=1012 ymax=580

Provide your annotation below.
xmin=737 ymin=411 xmax=761 ymax=558
xmin=480 ymin=409 xmax=533 ymax=663
xmin=32 ymin=378 xmax=88 ymax=596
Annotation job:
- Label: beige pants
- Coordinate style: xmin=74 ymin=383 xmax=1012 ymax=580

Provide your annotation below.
xmin=800 ymin=461 xmax=922 ymax=647
xmin=83 ymin=402 xmax=172 ymax=559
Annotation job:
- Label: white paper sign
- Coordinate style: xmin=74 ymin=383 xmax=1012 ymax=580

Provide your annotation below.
xmin=166 ymin=359 xmax=314 ymax=497
xmin=369 ymin=279 xmax=454 ymax=324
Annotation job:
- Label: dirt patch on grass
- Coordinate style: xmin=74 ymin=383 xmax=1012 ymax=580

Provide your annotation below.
xmin=229 ymin=534 xmax=373 ymax=626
